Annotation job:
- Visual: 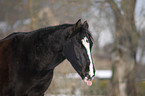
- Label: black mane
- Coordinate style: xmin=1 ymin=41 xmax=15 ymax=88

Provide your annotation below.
xmin=3 ymin=24 xmax=73 ymax=40
xmin=33 ymin=24 xmax=73 ymax=33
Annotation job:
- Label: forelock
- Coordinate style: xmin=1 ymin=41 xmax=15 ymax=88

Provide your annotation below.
xmin=81 ymin=26 xmax=93 ymax=43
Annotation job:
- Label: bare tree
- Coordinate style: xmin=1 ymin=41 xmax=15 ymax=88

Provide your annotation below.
xmin=105 ymin=0 xmax=138 ymax=96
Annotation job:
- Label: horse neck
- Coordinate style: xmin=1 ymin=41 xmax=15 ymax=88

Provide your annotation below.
xmin=30 ymin=25 xmax=72 ymax=69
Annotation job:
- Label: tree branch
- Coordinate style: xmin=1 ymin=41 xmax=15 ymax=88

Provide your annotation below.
xmin=106 ymin=0 xmax=122 ymax=19
xmin=122 ymin=0 xmax=136 ymax=25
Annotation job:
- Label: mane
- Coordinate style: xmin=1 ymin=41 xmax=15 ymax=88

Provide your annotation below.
xmin=2 ymin=24 xmax=74 ymax=40
xmin=3 ymin=23 xmax=93 ymax=43
xmin=85 ymin=31 xmax=93 ymax=40
xmin=81 ymin=26 xmax=93 ymax=42
xmin=32 ymin=24 xmax=73 ymax=34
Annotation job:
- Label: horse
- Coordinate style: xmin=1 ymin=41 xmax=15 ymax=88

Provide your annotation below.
xmin=0 ymin=19 xmax=95 ymax=96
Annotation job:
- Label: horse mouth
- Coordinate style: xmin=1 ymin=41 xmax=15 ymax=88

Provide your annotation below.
xmin=80 ymin=73 xmax=94 ymax=86
xmin=84 ymin=77 xmax=93 ymax=86
xmin=86 ymin=80 xmax=92 ymax=86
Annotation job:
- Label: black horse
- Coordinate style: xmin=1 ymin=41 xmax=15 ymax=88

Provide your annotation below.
xmin=0 ymin=19 xmax=95 ymax=96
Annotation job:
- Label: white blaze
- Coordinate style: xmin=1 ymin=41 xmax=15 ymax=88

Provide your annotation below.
xmin=81 ymin=37 xmax=94 ymax=77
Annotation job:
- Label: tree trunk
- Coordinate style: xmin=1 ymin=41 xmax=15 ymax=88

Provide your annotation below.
xmin=106 ymin=0 xmax=138 ymax=96
xmin=28 ymin=0 xmax=35 ymax=30
xmin=112 ymin=52 xmax=136 ymax=96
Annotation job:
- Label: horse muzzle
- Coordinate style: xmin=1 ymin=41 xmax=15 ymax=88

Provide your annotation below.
xmin=84 ymin=76 xmax=94 ymax=86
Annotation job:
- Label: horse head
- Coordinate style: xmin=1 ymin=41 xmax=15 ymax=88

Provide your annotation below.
xmin=63 ymin=19 xmax=95 ymax=86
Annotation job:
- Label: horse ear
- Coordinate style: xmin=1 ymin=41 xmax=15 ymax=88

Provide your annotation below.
xmin=73 ymin=19 xmax=82 ymax=31
xmin=83 ymin=21 xmax=89 ymax=29
xmin=66 ymin=19 xmax=82 ymax=39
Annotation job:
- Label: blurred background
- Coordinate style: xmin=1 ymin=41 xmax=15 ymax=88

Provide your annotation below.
xmin=0 ymin=0 xmax=145 ymax=96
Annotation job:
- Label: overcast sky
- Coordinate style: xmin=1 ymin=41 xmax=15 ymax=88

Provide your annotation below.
xmin=135 ymin=0 xmax=145 ymax=17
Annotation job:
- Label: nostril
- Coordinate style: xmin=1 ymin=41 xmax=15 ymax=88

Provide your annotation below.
xmin=86 ymin=75 xmax=94 ymax=80
xmin=87 ymin=75 xmax=90 ymax=79
xmin=87 ymin=74 xmax=90 ymax=77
